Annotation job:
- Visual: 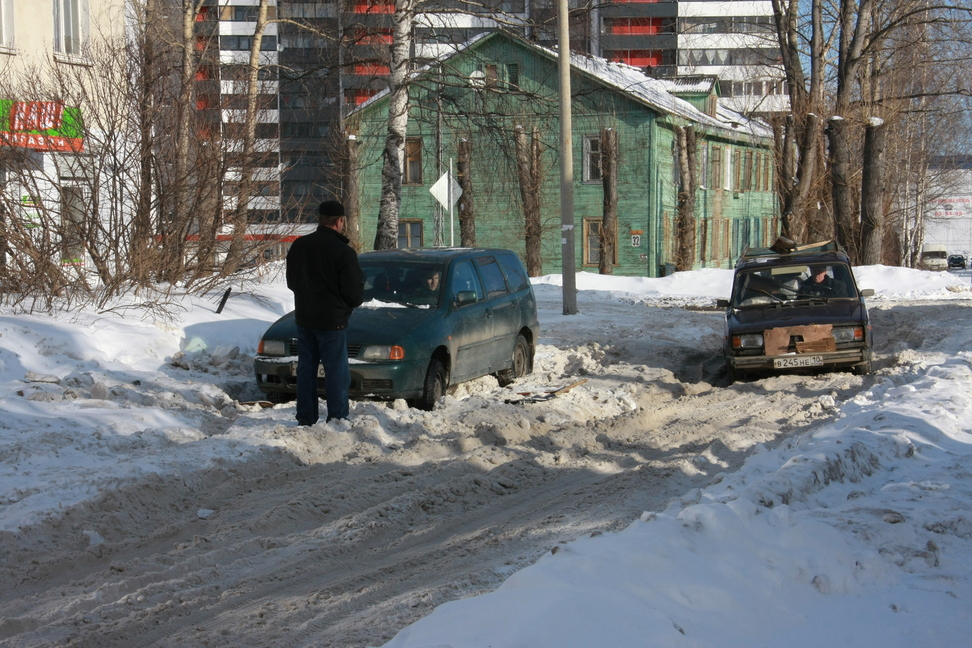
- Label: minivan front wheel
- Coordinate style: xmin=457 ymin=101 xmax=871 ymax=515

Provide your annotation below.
xmin=496 ymin=334 xmax=531 ymax=387
xmin=414 ymin=358 xmax=447 ymax=411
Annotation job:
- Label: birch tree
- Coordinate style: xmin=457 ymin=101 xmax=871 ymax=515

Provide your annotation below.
xmin=373 ymin=0 xmax=417 ymax=250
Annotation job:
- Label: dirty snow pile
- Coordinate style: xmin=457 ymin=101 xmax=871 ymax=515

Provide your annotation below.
xmin=381 ymin=267 xmax=972 ymax=648
xmin=0 ymin=264 xmax=971 ymax=647
xmin=382 ymin=361 xmax=972 ymax=647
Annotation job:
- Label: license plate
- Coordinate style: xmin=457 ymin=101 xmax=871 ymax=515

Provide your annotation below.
xmin=290 ymin=362 xmax=326 ymax=377
xmin=773 ymin=355 xmax=823 ymax=369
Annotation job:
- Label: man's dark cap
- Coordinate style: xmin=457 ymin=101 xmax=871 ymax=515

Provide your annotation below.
xmin=319 ymin=200 xmax=345 ymax=217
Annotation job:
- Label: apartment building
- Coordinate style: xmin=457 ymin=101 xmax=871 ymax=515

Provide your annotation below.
xmin=0 ymin=0 xmax=125 ymax=265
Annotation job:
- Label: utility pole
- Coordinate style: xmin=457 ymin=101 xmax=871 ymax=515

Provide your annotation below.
xmin=557 ymin=0 xmax=578 ymax=314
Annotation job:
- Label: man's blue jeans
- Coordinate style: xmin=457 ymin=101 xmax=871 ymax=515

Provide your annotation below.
xmin=295 ymin=325 xmax=350 ymax=424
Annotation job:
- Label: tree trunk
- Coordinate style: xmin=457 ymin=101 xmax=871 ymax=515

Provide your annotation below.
xmin=860 ymin=118 xmax=886 ymax=265
xmin=161 ymin=0 xmax=200 ymax=281
xmin=223 ymin=0 xmax=269 ymax=272
xmin=514 ymin=125 xmax=542 ymax=276
xmin=343 ymin=134 xmax=361 ymax=251
xmin=134 ymin=0 xmax=156 ymax=285
xmin=457 ymin=137 xmax=475 ymax=247
xmin=599 ymin=127 xmax=617 ymax=275
xmin=827 ymin=116 xmax=857 ymax=257
xmin=374 ymin=0 xmax=415 ymax=250
xmin=792 ymin=112 xmax=819 ymax=240
xmin=675 ymin=125 xmax=697 ymax=271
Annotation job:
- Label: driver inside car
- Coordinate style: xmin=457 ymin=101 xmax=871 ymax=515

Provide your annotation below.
xmin=799 ymin=264 xmax=847 ymax=298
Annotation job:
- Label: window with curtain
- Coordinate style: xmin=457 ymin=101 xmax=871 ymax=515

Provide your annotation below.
xmin=54 ymin=0 xmax=87 ymax=56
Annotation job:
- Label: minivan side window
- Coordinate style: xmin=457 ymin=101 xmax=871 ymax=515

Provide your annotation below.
xmin=497 ymin=254 xmax=530 ymax=292
xmin=450 ymin=260 xmax=485 ymax=302
xmin=476 ymin=256 xmax=509 ymax=298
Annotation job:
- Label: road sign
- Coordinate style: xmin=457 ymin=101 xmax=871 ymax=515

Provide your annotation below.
xmin=430 ymin=172 xmax=462 ymax=209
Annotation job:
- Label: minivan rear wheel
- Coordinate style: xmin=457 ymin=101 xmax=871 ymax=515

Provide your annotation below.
xmin=496 ymin=334 xmax=531 ymax=387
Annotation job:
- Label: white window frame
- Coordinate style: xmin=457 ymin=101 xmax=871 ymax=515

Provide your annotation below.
xmin=53 ymin=0 xmax=89 ymax=58
xmin=0 ymin=0 xmax=14 ymax=52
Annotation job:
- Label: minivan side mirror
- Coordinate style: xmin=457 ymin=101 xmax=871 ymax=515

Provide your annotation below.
xmin=716 ymin=299 xmax=731 ymax=308
xmin=860 ymin=288 xmax=875 ymax=297
xmin=455 ymin=290 xmax=478 ymax=306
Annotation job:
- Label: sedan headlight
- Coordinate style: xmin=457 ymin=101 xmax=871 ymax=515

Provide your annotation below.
xmin=259 ymin=339 xmax=287 ymax=356
xmin=832 ymin=326 xmax=864 ymax=343
xmin=731 ymin=333 xmax=764 ymax=350
xmin=360 ymin=345 xmax=405 ymax=361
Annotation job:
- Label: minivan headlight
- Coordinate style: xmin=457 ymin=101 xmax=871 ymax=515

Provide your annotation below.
xmin=832 ymin=326 xmax=864 ymax=343
xmin=360 ymin=345 xmax=405 ymax=360
xmin=259 ymin=339 xmax=287 ymax=356
xmin=731 ymin=333 xmax=764 ymax=350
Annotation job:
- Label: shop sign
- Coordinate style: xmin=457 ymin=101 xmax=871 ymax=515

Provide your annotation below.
xmin=0 ymin=100 xmax=84 ymax=152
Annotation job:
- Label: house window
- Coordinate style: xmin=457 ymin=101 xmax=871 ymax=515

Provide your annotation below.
xmin=732 ymin=149 xmax=743 ymax=192
xmin=54 ymin=0 xmax=87 ymax=56
xmin=405 ymin=137 xmax=422 ymax=185
xmin=710 ymin=146 xmax=723 ymax=189
xmin=506 ymin=63 xmax=519 ymax=88
xmin=582 ymin=218 xmax=618 ymax=266
xmin=398 ymin=220 xmax=423 ymax=248
xmin=698 ymin=147 xmax=709 ymax=189
xmin=60 ymin=186 xmax=85 ymax=265
xmin=485 ymin=64 xmax=498 ymax=88
xmin=583 ymin=135 xmax=602 ymax=182
xmin=1 ymin=0 xmax=14 ymax=50
xmin=743 ymin=150 xmax=754 ymax=191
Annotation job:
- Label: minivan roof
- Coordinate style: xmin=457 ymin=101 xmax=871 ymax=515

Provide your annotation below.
xmin=359 ymin=248 xmax=516 ymax=263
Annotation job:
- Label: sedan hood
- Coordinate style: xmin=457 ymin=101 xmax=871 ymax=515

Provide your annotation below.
xmin=262 ymin=306 xmax=436 ymax=345
xmin=729 ymin=300 xmax=866 ymax=333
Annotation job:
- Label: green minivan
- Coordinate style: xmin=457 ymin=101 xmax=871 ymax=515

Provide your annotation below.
xmin=254 ymin=248 xmax=540 ymax=409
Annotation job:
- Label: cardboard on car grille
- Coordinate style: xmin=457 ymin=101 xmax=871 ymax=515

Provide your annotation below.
xmin=764 ymin=324 xmax=834 ymax=356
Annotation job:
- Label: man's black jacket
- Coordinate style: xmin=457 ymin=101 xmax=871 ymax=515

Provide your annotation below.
xmin=286 ymin=226 xmax=364 ymax=330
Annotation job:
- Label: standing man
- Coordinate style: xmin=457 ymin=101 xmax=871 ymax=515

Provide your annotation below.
xmin=286 ymin=200 xmax=364 ymax=425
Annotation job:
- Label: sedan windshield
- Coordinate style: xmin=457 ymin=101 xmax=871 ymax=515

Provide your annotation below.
xmin=731 ymin=263 xmax=857 ymax=307
xmin=360 ymin=262 xmax=443 ymax=308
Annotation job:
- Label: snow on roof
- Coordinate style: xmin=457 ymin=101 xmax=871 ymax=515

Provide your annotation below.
xmin=352 ymin=31 xmax=772 ymax=141
xmin=654 ymin=75 xmax=719 ymax=95
xmin=561 ymin=49 xmax=771 ymax=140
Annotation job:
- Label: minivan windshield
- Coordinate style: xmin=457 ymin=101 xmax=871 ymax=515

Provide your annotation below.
xmin=360 ymin=261 xmax=443 ymax=308
xmin=731 ymin=262 xmax=858 ymax=307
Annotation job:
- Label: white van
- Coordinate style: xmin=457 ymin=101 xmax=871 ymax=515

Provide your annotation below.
xmin=920 ymin=245 xmax=948 ymax=271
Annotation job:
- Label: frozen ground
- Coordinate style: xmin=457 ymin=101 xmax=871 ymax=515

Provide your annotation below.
xmin=0 ymin=264 xmax=971 ymax=647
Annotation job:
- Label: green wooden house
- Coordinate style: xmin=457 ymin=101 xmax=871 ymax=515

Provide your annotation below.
xmin=346 ymin=31 xmax=778 ymax=276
